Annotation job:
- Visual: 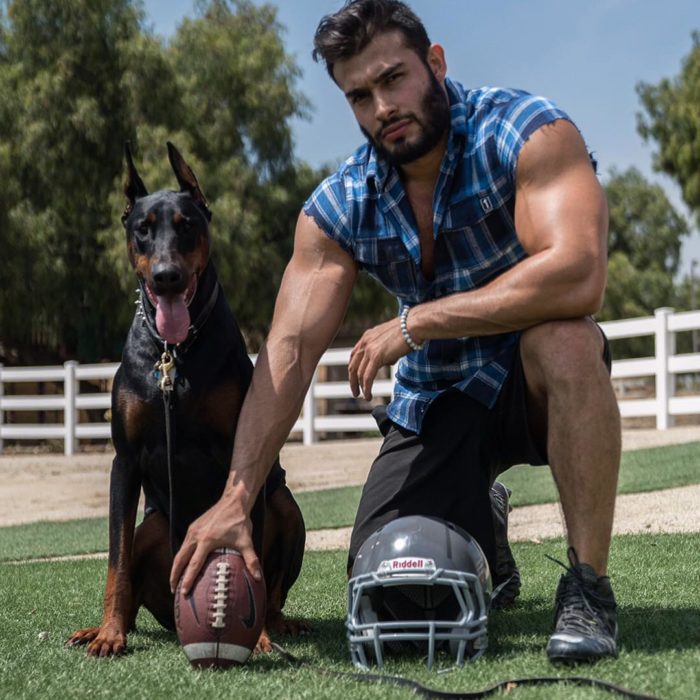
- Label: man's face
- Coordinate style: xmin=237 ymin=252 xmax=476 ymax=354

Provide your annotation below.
xmin=333 ymin=31 xmax=450 ymax=166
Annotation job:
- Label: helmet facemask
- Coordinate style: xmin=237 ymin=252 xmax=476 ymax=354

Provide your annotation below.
xmin=347 ymin=517 xmax=492 ymax=670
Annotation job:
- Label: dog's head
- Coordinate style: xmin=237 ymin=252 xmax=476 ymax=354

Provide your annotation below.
xmin=122 ymin=143 xmax=212 ymax=345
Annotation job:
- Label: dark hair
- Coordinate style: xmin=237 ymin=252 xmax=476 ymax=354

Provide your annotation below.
xmin=312 ymin=0 xmax=431 ymax=80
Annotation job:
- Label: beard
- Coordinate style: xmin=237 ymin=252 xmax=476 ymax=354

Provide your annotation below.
xmin=362 ymin=70 xmax=450 ymax=166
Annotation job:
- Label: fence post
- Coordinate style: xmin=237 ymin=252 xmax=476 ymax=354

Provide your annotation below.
xmin=64 ymin=361 xmax=78 ymax=456
xmin=302 ymin=371 xmax=317 ymax=446
xmin=0 ymin=363 xmax=4 ymax=454
xmin=654 ymin=307 xmax=674 ymax=430
xmin=390 ymin=362 xmax=398 ymax=384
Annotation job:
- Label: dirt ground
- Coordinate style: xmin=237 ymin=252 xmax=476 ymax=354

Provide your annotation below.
xmin=0 ymin=427 xmax=698 ymax=550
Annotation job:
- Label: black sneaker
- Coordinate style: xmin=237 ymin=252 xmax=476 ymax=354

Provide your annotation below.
xmin=489 ymin=481 xmax=521 ymax=609
xmin=546 ymin=548 xmax=618 ymax=662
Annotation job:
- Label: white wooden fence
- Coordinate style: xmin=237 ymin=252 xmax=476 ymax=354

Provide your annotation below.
xmin=1 ymin=307 xmax=699 ymax=455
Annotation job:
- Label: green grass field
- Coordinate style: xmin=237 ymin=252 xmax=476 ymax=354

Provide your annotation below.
xmin=1 ymin=440 xmax=699 ymax=698
xmin=1 ymin=535 xmax=699 ymax=699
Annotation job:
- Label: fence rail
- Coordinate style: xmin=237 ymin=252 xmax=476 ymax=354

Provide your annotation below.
xmin=2 ymin=308 xmax=699 ymax=455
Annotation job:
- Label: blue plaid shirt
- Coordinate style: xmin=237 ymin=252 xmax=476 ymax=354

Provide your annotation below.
xmin=303 ymin=78 xmax=570 ymax=433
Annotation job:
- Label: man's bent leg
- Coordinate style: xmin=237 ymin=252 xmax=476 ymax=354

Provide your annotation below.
xmin=520 ymin=318 xmax=620 ymax=661
xmin=520 ymin=317 xmax=620 ymax=574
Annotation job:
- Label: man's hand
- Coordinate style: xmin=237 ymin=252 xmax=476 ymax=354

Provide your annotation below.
xmin=169 ymin=497 xmax=261 ymax=596
xmin=348 ymin=316 xmax=412 ymax=400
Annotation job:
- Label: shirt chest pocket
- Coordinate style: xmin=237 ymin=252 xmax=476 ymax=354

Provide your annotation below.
xmin=437 ymin=192 xmax=522 ymax=293
xmin=442 ymin=190 xmax=497 ymax=231
xmin=353 ymin=235 xmax=419 ymax=298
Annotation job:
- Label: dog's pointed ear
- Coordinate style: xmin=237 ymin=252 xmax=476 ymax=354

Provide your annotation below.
xmin=167 ymin=141 xmax=212 ymax=221
xmin=122 ymin=142 xmax=148 ymax=225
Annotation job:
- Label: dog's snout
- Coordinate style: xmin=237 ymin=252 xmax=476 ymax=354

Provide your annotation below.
xmin=152 ymin=264 xmax=184 ymax=290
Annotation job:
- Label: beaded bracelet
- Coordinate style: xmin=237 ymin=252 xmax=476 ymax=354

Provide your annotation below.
xmin=400 ymin=306 xmax=424 ymax=351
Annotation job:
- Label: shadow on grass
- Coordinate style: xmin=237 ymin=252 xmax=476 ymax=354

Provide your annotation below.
xmin=620 ymin=606 xmax=700 ymax=652
xmin=126 ymin=618 xmax=350 ymax=669
xmin=489 ymin=598 xmax=552 ymax=655
xmin=272 ymin=617 xmax=349 ymax=664
xmin=131 ymin=627 xmax=175 ymax=644
xmin=124 ymin=600 xmax=700 ymax=669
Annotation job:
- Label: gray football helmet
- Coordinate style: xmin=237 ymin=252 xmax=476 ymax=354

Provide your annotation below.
xmin=346 ymin=515 xmax=492 ymax=670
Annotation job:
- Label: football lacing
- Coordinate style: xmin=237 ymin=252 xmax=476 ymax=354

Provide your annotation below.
xmin=210 ymin=561 xmax=230 ymax=629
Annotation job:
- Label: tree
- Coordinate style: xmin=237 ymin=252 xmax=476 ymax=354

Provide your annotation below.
xmin=637 ymin=32 xmax=700 ymax=226
xmin=0 ymin=0 xmax=146 ymax=362
xmin=602 ymin=167 xmax=689 ymax=319
xmin=0 ymin=0 xmax=324 ymax=360
xmin=601 ymin=167 xmax=690 ymax=357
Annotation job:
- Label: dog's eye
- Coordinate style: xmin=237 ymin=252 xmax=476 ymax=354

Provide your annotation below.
xmin=178 ymin=217 xmax=197 ymax=239
xmin=132 ymin=222 xmax=150 ymax=251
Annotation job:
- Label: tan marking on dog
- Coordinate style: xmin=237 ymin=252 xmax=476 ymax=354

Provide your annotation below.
xmin=131 ymin=251 xmax=152 ymax=280
xmin=117 ymin=389 xmax=154 ymax=445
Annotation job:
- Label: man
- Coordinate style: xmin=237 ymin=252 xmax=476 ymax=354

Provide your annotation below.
xmin=171 ymin=0 xmax=620 ymax=662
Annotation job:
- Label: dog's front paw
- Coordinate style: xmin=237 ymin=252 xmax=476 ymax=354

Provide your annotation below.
xmin=66 ymin=625 xmax=127 ymax=657
xmin=65 ymin=626 xmax=100 ymax=648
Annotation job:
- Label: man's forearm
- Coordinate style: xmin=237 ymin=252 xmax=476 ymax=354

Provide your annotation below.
xmin=220 ymin=336 xmax=317 ymax=514
xmin=408 ymin=247 xmax=606 ymax=344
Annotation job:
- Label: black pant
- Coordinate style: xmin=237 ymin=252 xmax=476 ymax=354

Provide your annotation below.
xmin=347 ymin=330 xmax=612 ymax=576
xmin=347 ymin=345 xmax=547 ymax=577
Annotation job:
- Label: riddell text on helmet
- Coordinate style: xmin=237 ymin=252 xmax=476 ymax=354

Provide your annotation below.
xmin=381 ymin=557 xmax=436 ymax=572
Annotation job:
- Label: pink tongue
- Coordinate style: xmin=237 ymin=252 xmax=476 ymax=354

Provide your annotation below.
xmin=155 ymin=294 xmax=190 ymax=344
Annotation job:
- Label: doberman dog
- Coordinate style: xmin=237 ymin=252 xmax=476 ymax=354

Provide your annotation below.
xmin=66 ymin=143 xmax=306 ymax=656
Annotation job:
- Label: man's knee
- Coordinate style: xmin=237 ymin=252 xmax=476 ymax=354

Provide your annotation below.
xmin=520 ymin=318 xmax=608 ymax=391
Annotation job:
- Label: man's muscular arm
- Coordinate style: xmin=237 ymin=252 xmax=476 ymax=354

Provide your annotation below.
xmin=170 ymin=212 xmax=357 ymax=593
xmin=409 ymin=119 xmax=609 ymax=340
xmin=350 ymin=119 xmax=608 ymax=400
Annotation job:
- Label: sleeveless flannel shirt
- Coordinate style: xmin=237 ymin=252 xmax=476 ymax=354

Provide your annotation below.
xmin=303 ymin=77 xmax=571 ymax=433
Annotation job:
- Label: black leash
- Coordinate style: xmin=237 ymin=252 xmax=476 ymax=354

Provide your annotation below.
xmin=163 ymin=380 xmax=177 ymax=557
xmin=153 ymin=344 xmax=179 ymax=557
xmin=270 ymin=643 xmax=663 ymax=700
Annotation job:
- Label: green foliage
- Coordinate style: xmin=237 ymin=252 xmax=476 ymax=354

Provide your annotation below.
xmin=605 ymin=168 xmax=688 ymax=277
xmin=637 ymin=31 xmax=700 ymax=227
xmin=600 ymin=167 xmax=690 ymax=357
xmin=0 ymin=0 xmax=143 ymax=361
xmin=601 ymin=166 xmax=689 ymax=327
xmin=0 ymin=0 xmax=322 ymax=361
xmin=2 ymin=2 xmax=696 ymax=363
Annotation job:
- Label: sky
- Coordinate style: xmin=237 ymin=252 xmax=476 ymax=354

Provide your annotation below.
xmin=143 ymin=0 xmax=700 ymax=275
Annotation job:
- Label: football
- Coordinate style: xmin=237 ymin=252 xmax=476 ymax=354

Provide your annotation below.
xmin=174 ymin=548 xmax=266 ymax=669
